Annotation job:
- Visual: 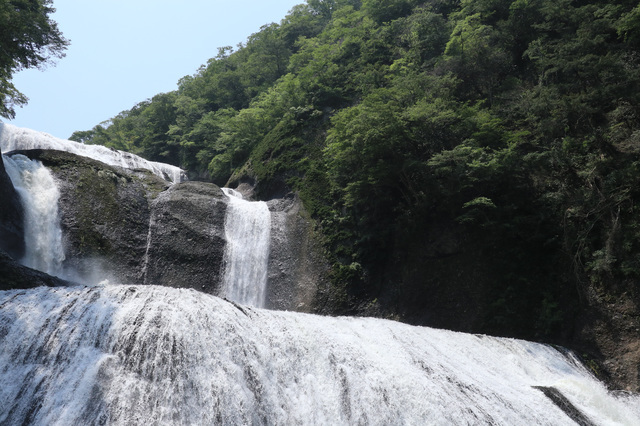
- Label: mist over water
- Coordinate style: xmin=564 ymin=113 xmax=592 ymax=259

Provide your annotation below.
xmin=221 ymin=188 xmax=271 ymax=308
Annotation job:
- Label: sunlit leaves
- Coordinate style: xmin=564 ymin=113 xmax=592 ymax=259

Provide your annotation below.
xmin=67 ymin=0 xmax=640 ymax=322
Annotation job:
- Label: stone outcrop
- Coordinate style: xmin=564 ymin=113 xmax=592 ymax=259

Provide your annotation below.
xmin=142 ymin=181 xmax=227 ymax=293
xmin=0 ymin=249 xmax=70 ymax=290
xmin=11 ymin=149 xmax=228 ymax=292
xmin=18 ymin=149 xmax=168 ymax=284
xmin=2 ymin=149 xmax=334 ymax=315
xmin=266 ymin=194 xmax=330 ymax=312
xmin=1 ymin=149 xmax=330 ymax=305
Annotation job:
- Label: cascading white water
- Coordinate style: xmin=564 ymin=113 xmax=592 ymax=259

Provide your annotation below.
xmin=2 ymin=154 xmax=65 ymax=276
xmin=1 ymin=126 xmax=638 ymax=426
xmin=0 ymin=285 xmax=638 ymax=425
xmin=221 ymin=188 xmax=270 ymax=308
xmin=0 ymin=122 xmax=187 ymax=183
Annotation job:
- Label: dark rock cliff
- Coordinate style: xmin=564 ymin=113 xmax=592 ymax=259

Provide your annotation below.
xmin=0 ymin=152 xmax=24 ymax=260
xmin=11 ymin=149 xmax=229 ymax=291
xmin=20 ymin=149 xmax=167 ymax=284
xmin=341 ymin=215 xmax=640 ymax=392
xmin=573 ymin=281 xmax=640 ymax=392
xmin=1 ymin=149 xmax=330 ymax=305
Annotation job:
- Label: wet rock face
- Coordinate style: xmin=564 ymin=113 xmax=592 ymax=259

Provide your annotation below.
xmin=142 ymin=181 xmax=227 ymax=293
xmin=0 ymin=154 xmax=24 ymax=260
xmin=1 ymin=149 xmax=330 ymax=312
xmin=0 ymin=249 xmax=70 ymax=290
xmin=16 ymin=150 xmax=228 ymax=291
xmin=24 ymin=149 xmax=168 ymax=284
xmin=266 ymin=194 xmax=330 ymax=312
xmin=575 ymin=287 xmax=640 ymax=392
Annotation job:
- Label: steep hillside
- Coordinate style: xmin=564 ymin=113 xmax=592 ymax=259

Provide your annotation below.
xmin=72 ymin=0 xmax=640 ymax=390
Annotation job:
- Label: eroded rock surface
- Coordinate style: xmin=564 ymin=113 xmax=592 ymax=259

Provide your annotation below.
xmin=11 ymin=150 xmax=228 ymax=292
xmin=266 ymin=194 xmax=330 ymax=312
xmin=142 ymin=181 xmax=227 ymax=293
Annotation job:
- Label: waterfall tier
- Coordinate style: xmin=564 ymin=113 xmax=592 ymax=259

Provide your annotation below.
xmin=221 ymin=188 xmax=270 ymax=308
xmin=0 ymin=122 xmax=187 ymax=183
xmin=2 ymin=154 xmax=65 ymax=277
xmin=0 ymin=285 xmax=637 ymax=425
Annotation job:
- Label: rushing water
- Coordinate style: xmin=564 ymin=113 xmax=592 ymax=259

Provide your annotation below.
xmin=0 ymin=285 xmax=638 ymax=425
xmin=0 ymin=122 xmax=187 ymax=183
xmin=2 ymin=154 xmax=65 ymax=276
xmin=221 ymin=188 xmax=271 ymax=308
xmin=2 ymin=126 xmax=639 ymax=425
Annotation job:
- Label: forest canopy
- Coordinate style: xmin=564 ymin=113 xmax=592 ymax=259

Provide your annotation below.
xmin=71 ymin=0 xmax=640 ymax=339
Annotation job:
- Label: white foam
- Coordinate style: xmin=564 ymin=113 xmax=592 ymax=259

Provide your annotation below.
xmin=0 ymin=285 xmax=638 ymax=425
xmin=0 ymin=122 xmax=187 ymax=183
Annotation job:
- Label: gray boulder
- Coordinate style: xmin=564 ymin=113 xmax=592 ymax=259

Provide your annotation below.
xmin=142 ymin=181 xmax=227 ymax=293
xmin=20 ymin=149 xmax=168 ymax=284
xmin=14 ymin=149 xmax=228 ymax=291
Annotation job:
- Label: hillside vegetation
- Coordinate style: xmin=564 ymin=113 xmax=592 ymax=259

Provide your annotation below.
xmin=72 ymin=0 xmax=640 ymax=348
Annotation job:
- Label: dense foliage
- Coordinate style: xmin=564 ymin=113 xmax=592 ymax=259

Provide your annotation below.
xmin=0 ymin=0 xmax=68 ymax=119
xmin=73 ymin=0 xmax=640 ymax=340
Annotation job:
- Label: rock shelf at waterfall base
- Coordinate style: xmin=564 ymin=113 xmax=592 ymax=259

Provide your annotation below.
xmin=0 ymin=285 xmax=638 ymax=425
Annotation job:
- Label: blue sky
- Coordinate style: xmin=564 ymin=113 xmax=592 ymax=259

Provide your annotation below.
xmin=7 ymin=0 xmax=303 ymax=139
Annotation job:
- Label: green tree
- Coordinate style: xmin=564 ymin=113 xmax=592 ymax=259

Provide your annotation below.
xmin=67 ymin=0 xmax=640 ymax=340
xmin=362 ymin=0 xmax=417 ymax=24
xmin=0 ymin=0 xmax=68 ymax=118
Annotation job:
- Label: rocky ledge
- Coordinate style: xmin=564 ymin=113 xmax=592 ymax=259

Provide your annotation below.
xmin=8 ymin=149 xmax=228 ymax=291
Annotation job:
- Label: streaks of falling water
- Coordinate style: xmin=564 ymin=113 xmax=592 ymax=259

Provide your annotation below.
xmin=221 ymin=188 xmax=270 ymax=308
xmin=3 ymin=154 xmax=65 ymax=276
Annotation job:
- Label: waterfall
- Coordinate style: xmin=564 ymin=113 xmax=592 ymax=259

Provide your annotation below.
xmin=0 ymin=285 xmax=638 ymax=425
xmin=2 ymin=154 xmax=65 ymax=276
xmin=0 ymin=122 xmax=187 ymax=183
xmin=221 ymin=188 xmax=270 ymax=308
